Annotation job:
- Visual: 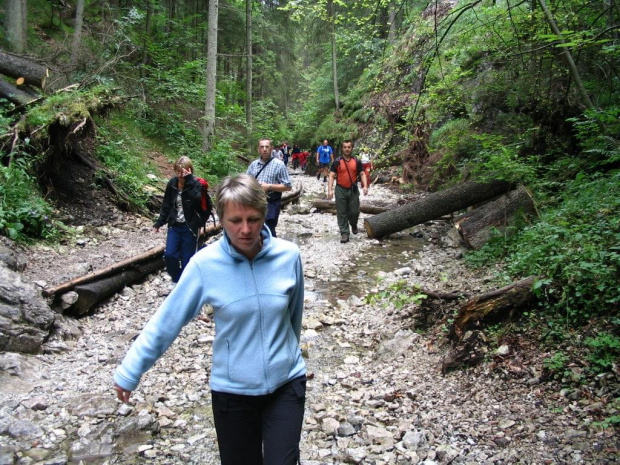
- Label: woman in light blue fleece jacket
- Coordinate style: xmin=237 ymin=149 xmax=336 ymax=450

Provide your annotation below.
xmin=114 ymin=174 xmax=306 ymax=465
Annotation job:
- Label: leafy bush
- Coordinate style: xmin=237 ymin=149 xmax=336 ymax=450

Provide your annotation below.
xmin=543 ymin=351 xmax=570 ymax=379
xmin=365 ymin=279 xmax=427 ymax=309
xmin=467 ymin=172 xmax=620 ymax=325
xmin=0 ymin=159 xmax=58 ymax=241
xmin=568 ymin=108 xmax=620 ymax=171
xmin=95 ymin=119 xmax=160 ymax=210
xmin=584 ymin=332 xmax=620 ymax=374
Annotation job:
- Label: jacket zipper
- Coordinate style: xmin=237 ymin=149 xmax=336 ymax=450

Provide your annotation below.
xmin=248 ymin=260 xmax=272 ymax=393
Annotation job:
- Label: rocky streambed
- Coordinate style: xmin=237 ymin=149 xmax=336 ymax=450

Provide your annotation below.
xmin=1 ymin=172 xmax=618 ymax=464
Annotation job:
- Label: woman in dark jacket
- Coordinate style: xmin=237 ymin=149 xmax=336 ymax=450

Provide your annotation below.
xmin=153 ymin=156 xmax=203 ymax=283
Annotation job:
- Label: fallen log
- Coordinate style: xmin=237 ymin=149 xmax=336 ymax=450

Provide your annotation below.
xmin=455 ymin=185 xmax=537 ymax=249
xmin=312 ymin=199 xmax=390 ymax=214
xmin=42 ymin=223 xmax=222 ymax=297
xmin=363 ymin=179 xmax=513 ymax=239
xmin=281 ymin=182 xmax=303 ymax=206
xmin=0 ymin=50 xmax=50 ymax=90
xmin=69 ymin=256 xmax=164 ymax=315
xmin=0 ymin=79 xmax=35 ymax=105
xmin=451 ymin=276 xmax=537 ymax=339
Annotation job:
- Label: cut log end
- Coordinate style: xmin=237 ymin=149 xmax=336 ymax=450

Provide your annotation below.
xmin=363 ymin=218 xmax=375 ymax=238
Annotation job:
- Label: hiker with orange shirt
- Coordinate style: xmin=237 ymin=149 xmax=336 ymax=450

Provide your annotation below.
xmin=327 ymin=140 xmax=368 ymax=243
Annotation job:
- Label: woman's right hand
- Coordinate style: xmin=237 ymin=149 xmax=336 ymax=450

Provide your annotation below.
xmin=115 ymin=384 xmax=132 ymax=403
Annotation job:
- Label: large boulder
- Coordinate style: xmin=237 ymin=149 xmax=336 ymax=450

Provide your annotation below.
xmin=0 ymin=262 xmax=55 ymax=353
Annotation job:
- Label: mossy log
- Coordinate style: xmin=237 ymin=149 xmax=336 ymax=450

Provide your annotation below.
xmin=363 ymin=180 xmax=513 ymax=239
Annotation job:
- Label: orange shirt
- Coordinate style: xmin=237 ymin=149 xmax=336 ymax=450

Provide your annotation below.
xmin=331 ymin=157 xmax=362 ymax=189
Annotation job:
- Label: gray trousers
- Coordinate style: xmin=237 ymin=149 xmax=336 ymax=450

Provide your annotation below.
xmin=335 ymin=184 xmax=360 ymax=234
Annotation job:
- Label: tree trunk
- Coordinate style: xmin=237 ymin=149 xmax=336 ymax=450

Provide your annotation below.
xmin=69 ymin=256 xmax=165 ymax=315
xmin=71 ymin=0 xmax=86 ymax=66
xmin=364 ymin=180 xmax=513 ymax=239
xmin=4 ymin=0 xmax=28 ymax=53
xmin=245 ymin=0 xmax=253 ymax=152
xmin=43 ymin=246 xmax=166 ymax=297
xmin=202 ymin=0 xmax=219 ymax=151
xmin=0 ymin=50 xmax=49 ymax=90
xmin=0 ymin=79 xmax=35 ymax=105
xmin=328 ymin=0 xmax=340 ymax=109
xmin=140 ymin=0 xmax=154 ymax=79
xmin=281 ymin=182 xmax=303 ymax=206
xmin=451 ymin=276 xmax=537 ymax=339
xmin=537 ymin=0 xmax=595 ymax=110
xmin=312 ymin=199 xmax=391 ymax=215
xmin=388 ymin=1 xmax=396 ymax=44
xmin=455 ymin=185 xmax=537 ymax=249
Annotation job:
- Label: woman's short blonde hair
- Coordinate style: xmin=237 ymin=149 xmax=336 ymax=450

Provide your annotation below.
xmin=174 ymin=156 xmax=194 ymax=174
xmin=215 ymin=174 xmax=268 ymax=220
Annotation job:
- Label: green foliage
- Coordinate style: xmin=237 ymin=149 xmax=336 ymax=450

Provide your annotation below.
xmin=251 ymin=99 xmax=291 ymax=145
xmin=593 ymin=415 xmax=620 ymax=429
xmin=469 ymin=134 xmax=538 ymax=185
xmin=142 ymin=59 xmax=207 ymax=102
xmin=94 ymin=115 xmax=163 ymax=210
xmin=365 ymin=279 xmax=427 ymax=309
xmin=568 ymin=108 xmax=620 ymax=170
xmin=0 ymin=159 xmax=58 ymax=242
xmin=584 ymin=332 xmax=620 ymax=374
xmin=467 ymin=173 xmax=620 ymax=325
xmin=194 ymin=139 xmax=245 ymax=181
xmin=543 ymin=351 xmax=570 ymax=379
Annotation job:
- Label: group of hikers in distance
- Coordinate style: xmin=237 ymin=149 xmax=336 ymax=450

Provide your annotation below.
xmin=271 ymin=141 xmax=311 ymax=172
xmin=114 ymin=136 xmax=373 ymax=464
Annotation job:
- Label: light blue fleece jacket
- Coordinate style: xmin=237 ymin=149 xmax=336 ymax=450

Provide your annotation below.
xmin=114 ymin=225 xmax=306 ymax=396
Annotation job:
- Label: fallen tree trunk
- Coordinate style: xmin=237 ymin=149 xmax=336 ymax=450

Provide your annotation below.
xmin=43 ymin=246 xmax=165 ymax=297
xmin=0 ymin=51 xmax=50 ymax=90
xmin=364 ymin=180 xmax=513 ymax=239
xmin=69 ymin=256 xmax=164 ymax=315
xmin=0 ymin=79 xmax=35 ymax=105
xmin=43 ymin=223 xmax=222 ymax=297
xmin=281 ymin=182 xmax=303 ymax=206
xmin=451 ymin=276 xmax=537 ymax=339
xmin=455 ymin=185 xmax=537 ymax=249
xmin=312 ymin=199 xmax=390 ymax=214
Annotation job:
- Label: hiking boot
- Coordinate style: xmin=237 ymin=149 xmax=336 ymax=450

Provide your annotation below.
xmin=340 ymin=233 xmax=349 ymax=243
xmin=351 ymin=225 xmax=359 ymax=235
xmin=316 ymin=172 xmax=321 ymax=180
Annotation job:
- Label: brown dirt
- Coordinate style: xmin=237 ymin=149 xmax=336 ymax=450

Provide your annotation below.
xmin=20 ymin=150 xmax=174 ymax=291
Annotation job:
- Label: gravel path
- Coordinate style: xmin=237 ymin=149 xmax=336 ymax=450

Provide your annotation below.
xmin=0 ymin=171 xmax=618 ymax=464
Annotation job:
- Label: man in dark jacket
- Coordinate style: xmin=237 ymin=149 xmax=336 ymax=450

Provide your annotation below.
xmin=154 ymin=156 xmax=204 ymax=283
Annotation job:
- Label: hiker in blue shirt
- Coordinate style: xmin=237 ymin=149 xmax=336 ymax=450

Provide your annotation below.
xmin=315 ymin=139 xmax=334 ymax=182
xmin=115 ymin=174 xmax=307 ymax=465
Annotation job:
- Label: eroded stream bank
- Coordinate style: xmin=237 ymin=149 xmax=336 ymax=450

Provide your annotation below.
xmin=1 ymin=173 xmax=618 ymax=464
